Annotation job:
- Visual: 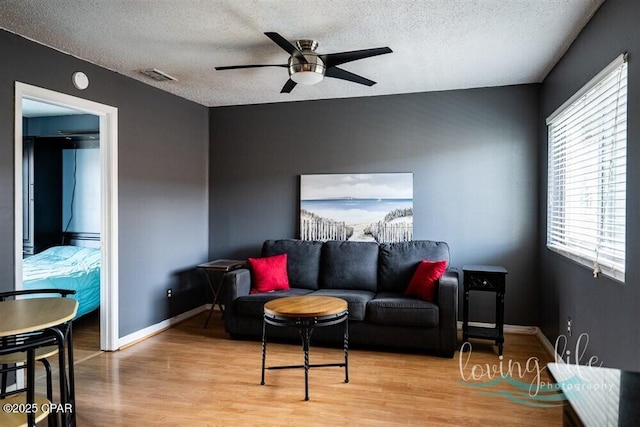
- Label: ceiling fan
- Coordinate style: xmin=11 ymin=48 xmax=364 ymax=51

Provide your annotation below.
xmin=215 ymin=32 xmax=392 ymax=93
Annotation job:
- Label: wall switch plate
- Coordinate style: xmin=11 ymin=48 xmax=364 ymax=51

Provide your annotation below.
xmin=567 ymin=317 xmax=572 ymax=336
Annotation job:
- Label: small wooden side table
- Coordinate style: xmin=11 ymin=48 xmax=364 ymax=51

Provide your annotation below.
xmin=261 ymin=296 xmax=349 ymax=401
xmin=462 ymin=265 xmax=507 ymax=356
xmin=198 ymin=259 xmax=245 ymax=328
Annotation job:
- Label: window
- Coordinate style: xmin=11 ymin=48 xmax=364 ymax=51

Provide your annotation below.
xmin=546 ymin=54 xmax=628 ymax=282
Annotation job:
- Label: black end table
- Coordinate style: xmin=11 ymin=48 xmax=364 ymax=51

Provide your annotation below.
xmin=197 ymin=259 xmax=245 ymax=328
xmin=462 ymin=265 xmax=507 ymax=356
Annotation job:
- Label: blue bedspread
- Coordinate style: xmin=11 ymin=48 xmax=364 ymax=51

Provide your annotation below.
xmin=23 ymin=245 xmax=101 ymax=319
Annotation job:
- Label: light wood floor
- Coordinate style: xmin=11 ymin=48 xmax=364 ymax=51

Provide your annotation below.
xmin=46 ymin=311 xmax=563 ymax=426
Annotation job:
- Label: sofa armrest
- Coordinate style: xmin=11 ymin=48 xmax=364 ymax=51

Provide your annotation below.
xmin=222 ymin=268 xmax=251 ymax=336
xmin=437 ymin=268 xmax=459 ymax=355
xmin=222 ymin=268 xmax=251 ymax=302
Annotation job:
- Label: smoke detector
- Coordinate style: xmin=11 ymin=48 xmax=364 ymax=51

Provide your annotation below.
xmin=138 ymin=68 xmax=177 ymax=82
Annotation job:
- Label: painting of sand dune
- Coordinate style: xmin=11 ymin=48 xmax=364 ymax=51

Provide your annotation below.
xmin=300 ymin=173 xmax=413 ymax=242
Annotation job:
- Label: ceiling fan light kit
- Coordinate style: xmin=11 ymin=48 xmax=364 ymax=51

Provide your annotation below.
xmin=289 ymin=40 xmax=325 ymax=85
xmin=215 ymin=32 xmax=392 ymax=93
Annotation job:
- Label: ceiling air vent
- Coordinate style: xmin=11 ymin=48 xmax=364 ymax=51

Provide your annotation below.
xmin=138 ymin=68 xmax=177 ymax=82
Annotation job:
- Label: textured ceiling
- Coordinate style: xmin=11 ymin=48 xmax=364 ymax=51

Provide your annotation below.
xmin=0 ymin=0 xmax=603 ymax=107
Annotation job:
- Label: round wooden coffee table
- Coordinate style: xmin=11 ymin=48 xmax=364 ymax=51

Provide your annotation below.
xmin=261 ymin=295 xmax=349 ymax=401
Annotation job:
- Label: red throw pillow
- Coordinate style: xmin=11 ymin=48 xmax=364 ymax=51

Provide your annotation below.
xmin=404 ymin=260 xmax=448 ymax=302
xmin=248 ymin=253 xmax=290 ymax=294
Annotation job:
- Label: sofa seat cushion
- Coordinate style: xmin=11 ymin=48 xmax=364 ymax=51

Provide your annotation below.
xmin=366 ymin=292 xmax=439 ymax=327
xmin=235 ymin=288 xmax=313 ymax=317
xmin=309 ymin=289 xmax=375 ymax=321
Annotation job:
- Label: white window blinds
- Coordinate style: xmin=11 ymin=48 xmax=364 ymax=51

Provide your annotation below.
xmin=546 ymin=54 xmax=628 ymax=282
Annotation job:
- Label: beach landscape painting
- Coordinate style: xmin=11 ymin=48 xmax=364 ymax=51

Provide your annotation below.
xmin=300 ymin=173 xmax=413 ymax=242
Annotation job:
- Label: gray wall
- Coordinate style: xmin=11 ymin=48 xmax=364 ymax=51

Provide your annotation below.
xmin=539 ymin=0 xmax=640 ymax=370
xmin=210 ymin=85 xmax=540 ymax=326
xmin=0 ymin=30 xmax=210 ymax=337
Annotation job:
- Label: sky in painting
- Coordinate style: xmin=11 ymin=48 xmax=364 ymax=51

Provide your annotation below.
xmin=301 ymin=173 xmax=413 ymax=200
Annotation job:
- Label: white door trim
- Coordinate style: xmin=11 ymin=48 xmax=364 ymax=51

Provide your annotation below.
xmin=14 ymin=82 xmax=120 ymax=351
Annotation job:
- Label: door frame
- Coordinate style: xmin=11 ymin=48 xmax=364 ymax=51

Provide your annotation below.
xmin=14 ymin=82 xmax=120 ymax=351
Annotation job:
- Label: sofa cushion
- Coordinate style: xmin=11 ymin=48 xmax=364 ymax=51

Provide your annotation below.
xmin=309 ymin=289 xmax=375 ymax=321
xmin=262 ymin=239 xmax=323 ymax=290
xmin=235 ymin=288 xmax=313 ymax=317
xmin=247 ymin=254 xmax=290 ymax=294
xmin=404 ymin=260 xmax=448 ymax=302
xmin=320 ymin=241 xmax=378 ymax=292
xmin=367 ymin=293 xmax=439 ymax=327
xmin=378 ymin=240 xmax=451 ymax=293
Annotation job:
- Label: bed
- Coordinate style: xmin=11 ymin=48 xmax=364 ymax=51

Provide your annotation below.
xmin=22 ymin=233 xmax=101 ymax=319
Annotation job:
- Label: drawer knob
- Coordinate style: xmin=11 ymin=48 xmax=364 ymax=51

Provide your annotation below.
xmin=482 ymin=280 xmax=488 ymax=285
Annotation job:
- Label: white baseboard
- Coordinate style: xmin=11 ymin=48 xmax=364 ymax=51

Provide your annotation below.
xmin=536 ymin=327 xmax=564 ymax=362
xmin=536 ymin=328 xmax=556 ymax=359
xmin=117 ymin=305 xmax=209 ymax=349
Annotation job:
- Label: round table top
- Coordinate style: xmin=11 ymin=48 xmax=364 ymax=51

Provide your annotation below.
xmin=264 ymin=296 xmax=348 ymax=318
xmin=0 ymin=297 xmax=78 ymax=337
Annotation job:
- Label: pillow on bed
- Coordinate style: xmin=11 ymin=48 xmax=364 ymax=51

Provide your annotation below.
xmin=248 ymin=253 xmax=289 ymax=294
xmin=66 ymin=247 xmax=101 ymax=266
xmin=35 ymin=245 xmax=82 ymax=262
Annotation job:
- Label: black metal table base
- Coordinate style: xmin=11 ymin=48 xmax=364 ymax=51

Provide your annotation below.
xmin=261 ymin=311 xmax=349 ymax=401
xmin=200 ymin=270 xmax=225 ymax=328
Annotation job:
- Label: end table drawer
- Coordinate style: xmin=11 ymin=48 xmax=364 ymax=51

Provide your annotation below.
xmin=465 ymin=273 xmax=504 ymax=292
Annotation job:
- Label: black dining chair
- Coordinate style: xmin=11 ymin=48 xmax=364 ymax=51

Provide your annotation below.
xmin=0 ymin=288 xmax=76 ymax=427
xmin=0 ymin=330 xmax=58 ymax=426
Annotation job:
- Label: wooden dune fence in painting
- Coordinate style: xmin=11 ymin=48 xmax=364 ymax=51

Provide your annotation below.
xmin=300 ymin=211 xmax=354 ymax=241
xmin=364 ymin=222 xmax=413 ymax=243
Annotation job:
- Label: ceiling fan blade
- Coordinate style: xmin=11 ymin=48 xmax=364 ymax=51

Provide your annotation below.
xmin=215 ymin=64 xmax=288 ymax=70
xmin=321 ymin=47 xmax=392 ymax=68
xmin=264 ymin=32 xmax=307 ymax=63
xmin=281 ymin=79 xmax=297 ymax=93
xmin=325 ymin=67 xmax=376 ymax=86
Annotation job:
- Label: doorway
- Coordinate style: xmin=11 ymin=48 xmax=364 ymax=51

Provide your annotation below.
xmin=14 ymin=82 xmax=119 ymax=351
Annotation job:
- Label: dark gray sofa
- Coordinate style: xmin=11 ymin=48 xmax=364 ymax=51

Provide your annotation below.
xmin=222 ymin=239 xmax=459 ymax=357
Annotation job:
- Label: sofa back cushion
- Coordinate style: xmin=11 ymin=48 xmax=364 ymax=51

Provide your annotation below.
xmin=378 ymin=240 xmax=451 ymax=293
xmin=261 ymin=239 xmax=322 ymax=290
xmin=320 ymin=241 xmax=378 ymax=292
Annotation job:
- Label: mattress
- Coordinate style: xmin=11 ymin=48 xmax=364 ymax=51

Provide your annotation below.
xmin=23 ymin=245 xmax=101 ymax=318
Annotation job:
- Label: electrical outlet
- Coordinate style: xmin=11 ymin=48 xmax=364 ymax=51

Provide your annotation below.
xmin=567 ymin=317 xmax=572 ymax=336
xmin=167 ymin=288 xmax=172 ymax=298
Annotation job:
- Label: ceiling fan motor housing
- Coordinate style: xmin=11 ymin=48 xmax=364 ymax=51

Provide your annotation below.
xmin=289 ymin=40 xmax=325 ymax=84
